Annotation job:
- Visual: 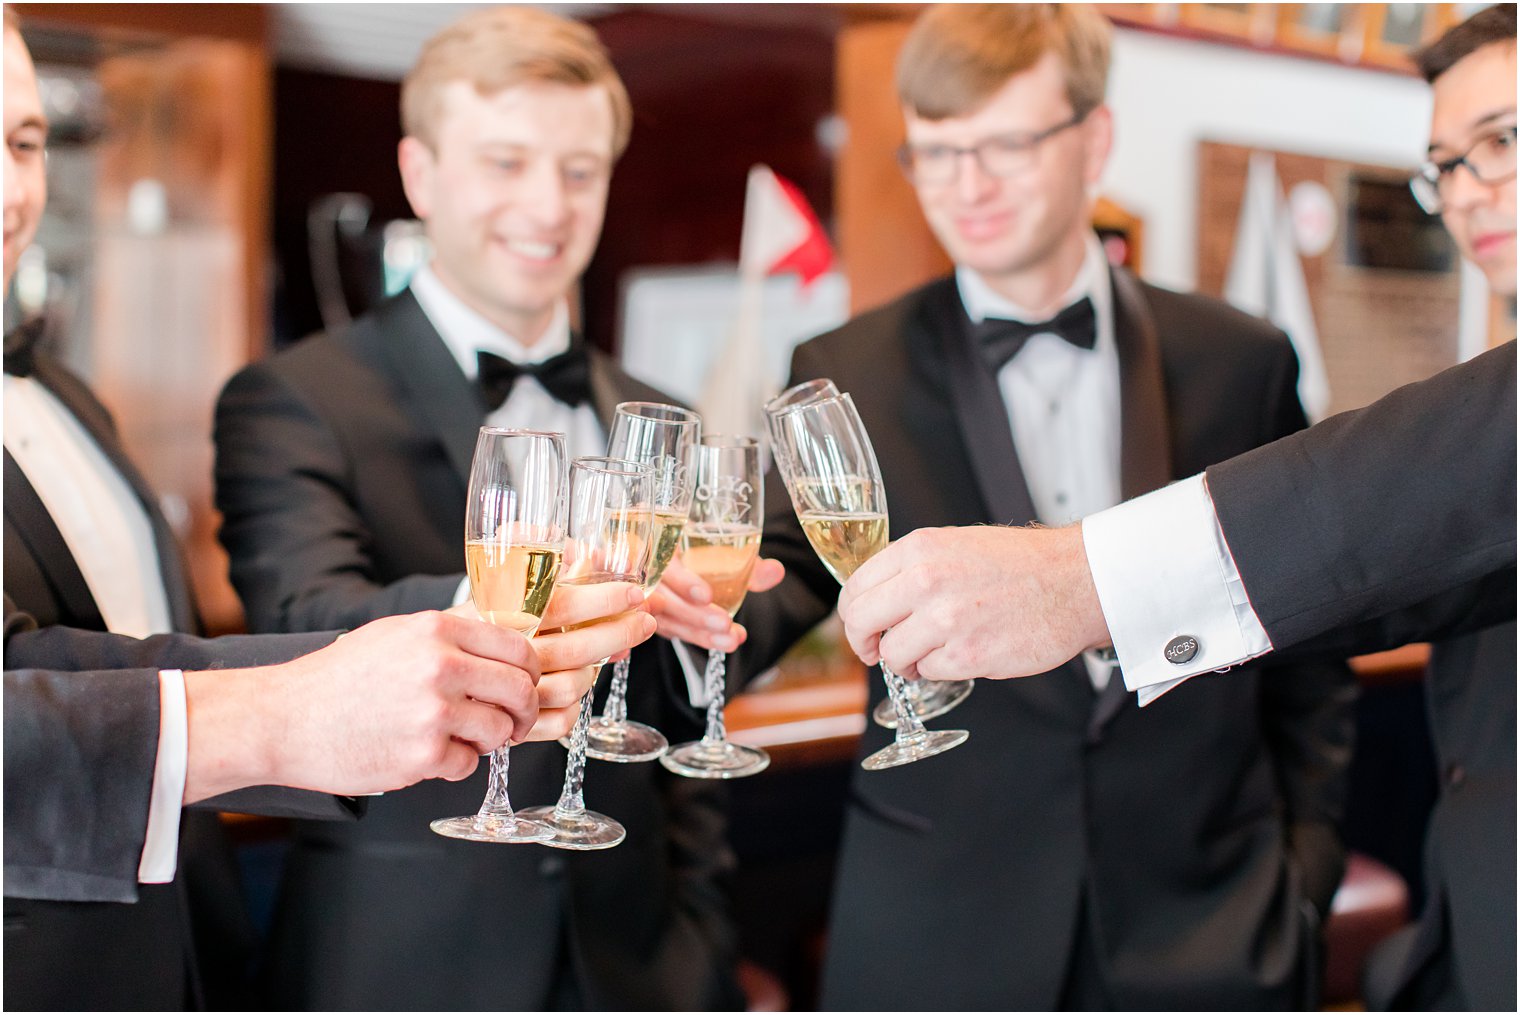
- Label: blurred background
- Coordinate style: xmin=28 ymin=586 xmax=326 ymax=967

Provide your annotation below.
xmin=6 ymin=4 xmax=1511 ymax=1008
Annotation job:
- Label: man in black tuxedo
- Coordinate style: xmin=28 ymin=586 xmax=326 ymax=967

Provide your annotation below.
xmin=837 ymin=6 xmax=1516 ymax=1010
xmin=4 ymin=10 xmax=627 ymax=1008
xmin=213 ymin=7 xmax=745 ymax=1009
xmin=656 ymin=4 xmax=1353 ymax=1009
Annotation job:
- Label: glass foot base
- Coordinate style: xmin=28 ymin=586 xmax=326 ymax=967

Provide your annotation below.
xmin=514 ymin=806 xmax=625 ymax=850
xmin=861 ymin=728 xmax=969 ymax=771
xmin=660 ymin=739 xmax=770 ymax=779
xmin=873 ymin=679 xmax=974 ymax=728
xmin=574 ymin=718 xmax=669 ymax=763
xmin=430 ymin=813 xmax=553 ymax=843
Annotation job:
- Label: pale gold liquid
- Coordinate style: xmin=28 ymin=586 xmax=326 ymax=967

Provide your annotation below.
xmin=643 ymin=512 xmax=687 ymax=590
xmin=682 ymin=526 xmax=762 ymax=617
xmin=465 ymin=540 xmax=562 ymax=635
xmin=799 ymin=512 xmax=888 ymax=584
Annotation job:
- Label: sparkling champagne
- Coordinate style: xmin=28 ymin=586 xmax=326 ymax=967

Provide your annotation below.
xmin=643 ymin=510 xmax=687 ymax=590
xmin=466 ymin=539 xmax=562 ymax=634
xmin=799 ymin=511 xmax=888 ymax=583
xmin=682 ymin=525 xmax=762 ymax=617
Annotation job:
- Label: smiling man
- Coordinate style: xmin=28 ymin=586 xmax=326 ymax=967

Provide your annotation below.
xmin=698 ymin=4 xmax=1355 ymax=1009
xmin=212 ymin=7 xmax=741 ymax=1010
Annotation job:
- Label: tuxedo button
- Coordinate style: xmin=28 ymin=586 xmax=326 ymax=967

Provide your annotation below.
xmin=1164 ymin=635 xmax=1199 ymax=665
xmin=1446 ymin=764 xmax=1467 ymax=788
xmin=539 ymin=856 xmax=565 ymax=879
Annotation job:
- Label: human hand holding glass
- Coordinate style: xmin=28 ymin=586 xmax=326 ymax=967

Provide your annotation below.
xmin=431 ymin=427 xmax=566 ymax=843
xmin=763 ymin=379 xmax=972 ymax=729
xmin=584 ymin=401 xmax=701 ymax=762
xmin=518 ymin=456 xmax=654 ymax=849
xmin=767 ymin=393 xmax=968 ymax=770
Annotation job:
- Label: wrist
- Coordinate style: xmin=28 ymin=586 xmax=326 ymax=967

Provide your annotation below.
xmin=182 ymin=665 xmax=282 ymax=803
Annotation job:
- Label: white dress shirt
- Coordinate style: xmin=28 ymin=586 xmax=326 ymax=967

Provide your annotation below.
xmin=3 ymin=371 xmax=186 ymax=882
xmin=410 ymin=264 xmax=605 ymax=459
xmin=410 ymin=265 xmax=605 ymax=607
xmin=957 ymin=234 xmax=1122 ymax=690
xmin=1083 ymin=474 xmax=1274 ymax=705
xmin=408 ymin=266 xmax=711 ymax=705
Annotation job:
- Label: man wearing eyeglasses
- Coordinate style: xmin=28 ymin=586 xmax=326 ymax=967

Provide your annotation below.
xmin=694 ymin=4 xmax=1356 ymax=1009
xmin=1364 ymin=8 xmax=1516 ymax=1010
xmin=823 ymin=5 xmax=1513 ymax=1011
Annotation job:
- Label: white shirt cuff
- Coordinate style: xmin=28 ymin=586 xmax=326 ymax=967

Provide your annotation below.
xmin=139 ymin=669 xmax=187 ymax=883
xmin=1081 ymin=475 xmax=1272 ymax=704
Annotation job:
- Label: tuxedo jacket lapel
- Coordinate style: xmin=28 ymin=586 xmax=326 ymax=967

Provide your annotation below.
xmin=4 ymin=450 xmax=104 ymax=630
xmin=925 ymin=280 xmax=1040 ymax=528
xmin=912 ymin=281 xmax=1092 ymax=716
xmin=362 ymin=291 xmax=482 ymax=486
xmin=1089 ymin=267 xmax=1176 ymax=739
xmin=21 ymin=355 xmax=200 ymax=633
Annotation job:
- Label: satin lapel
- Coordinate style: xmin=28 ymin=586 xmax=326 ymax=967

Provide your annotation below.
xmin=1089 ymin=267 xmax=1176 ymax=739
xmin=913 ymin=281 xmax=1091 ymax=718
xmin=3 ymin=450 xmax=104 ymax=629
xmin=28 ymin=355 xmax=201 ymax=632
xmin=927 ymin=281 xmax=1040 ymax=527
xmin=586 ymin=344 xmax=622 ymax=433
xmin=364 ymin=290 xmax=482 ymax=486
xmin=1110 ymin=267 xmax=1173 ymax=500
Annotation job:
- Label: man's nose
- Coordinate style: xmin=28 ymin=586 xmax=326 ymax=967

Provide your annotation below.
xmin=953 ymin=149 xmax=998 ymax=203
xmin=520 ymin=162 xmax=571 ymax=226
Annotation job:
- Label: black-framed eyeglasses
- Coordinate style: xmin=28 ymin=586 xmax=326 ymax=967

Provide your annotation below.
xmin=1409 ymin=123 xmax=1517 ymax=214
xmin=896 ymin=111 xmax=1088 ymax=186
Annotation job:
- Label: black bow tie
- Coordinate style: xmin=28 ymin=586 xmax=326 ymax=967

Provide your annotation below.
xmin=3 ymin=318 xmax=46 ymax=378
xmin=476 ymin=345 xmax=592 ymax=411
xmin=974 ymin=296 xmax=1097 ymax=373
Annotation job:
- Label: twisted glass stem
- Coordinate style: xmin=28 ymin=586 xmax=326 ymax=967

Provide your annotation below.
xmin=601 ymin=656 xmax=631 ymax=724
xmin=473 ymin=746 xmax=516 ymax=827
xmin=881 ymin=662 xmax=928 ymax=739
xmin=554 ymin=682 xmax=598 ymax=817
xmin=700 ymin=649 xmax=729 ymax=743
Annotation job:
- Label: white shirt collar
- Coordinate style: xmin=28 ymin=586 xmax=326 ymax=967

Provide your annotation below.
xmin=408 ymin=263 xmax=572 ymax=380
xmin=956 ymin=232 xmax=1111 ymax=330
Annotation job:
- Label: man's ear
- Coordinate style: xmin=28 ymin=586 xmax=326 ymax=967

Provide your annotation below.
xmin=397 ymin=136 xmax=435 ymax=221
xmin=1081 ymin=104 xmax=1114 ymax=191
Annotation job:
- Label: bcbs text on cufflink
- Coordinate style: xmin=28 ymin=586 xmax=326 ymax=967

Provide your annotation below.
xmin=1164 ymin=635 xmax=1199 ymax=665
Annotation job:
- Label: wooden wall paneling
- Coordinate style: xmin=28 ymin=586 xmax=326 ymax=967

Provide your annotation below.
xmin=1197 ymin=140 xmax=1462 ymax=417
xmin=14 ymin=5 xmax=272 ymax=633
xmin=835 ymin=18 xmax=950 ymax=315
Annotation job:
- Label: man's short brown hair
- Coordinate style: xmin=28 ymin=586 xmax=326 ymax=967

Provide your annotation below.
xmin=1414 ymin=3 xmax=1517 ymax=84
xmin=896 ymin=3 xmax=1112 ymax=121
xmin=401 ymin=5 xmax=632 ymax=156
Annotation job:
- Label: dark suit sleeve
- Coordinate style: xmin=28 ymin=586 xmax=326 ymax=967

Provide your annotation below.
xmin=4 ymin=657 xmax=160 ymax=903
xmin=4 ymin=602 xmax=359 ymax=902
xmin=1231 ymin=340 xmax=1357 ymax=920
xmin=214 ymin=363 xmax=463 ymax=633
xmin=1209 ymin=341 xmax=1517 ymax=653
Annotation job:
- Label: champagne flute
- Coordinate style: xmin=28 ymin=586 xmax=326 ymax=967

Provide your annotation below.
xmin=432 ymin=427 xmax=567 ymax=843
xmin=766 ymin=381 xmax=973 ymax=728
xmin=768 ymin=393 xmax=969 ymax=770
xmin=518 ymin=457 xmax=654 ymax=849
xmin=660 ymin=436 xmax=770 ymax=779
xmin=582 ymin=402 xmax=701 ymax=762
xmin=763 ymin=377 xmax=841 ymax=416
